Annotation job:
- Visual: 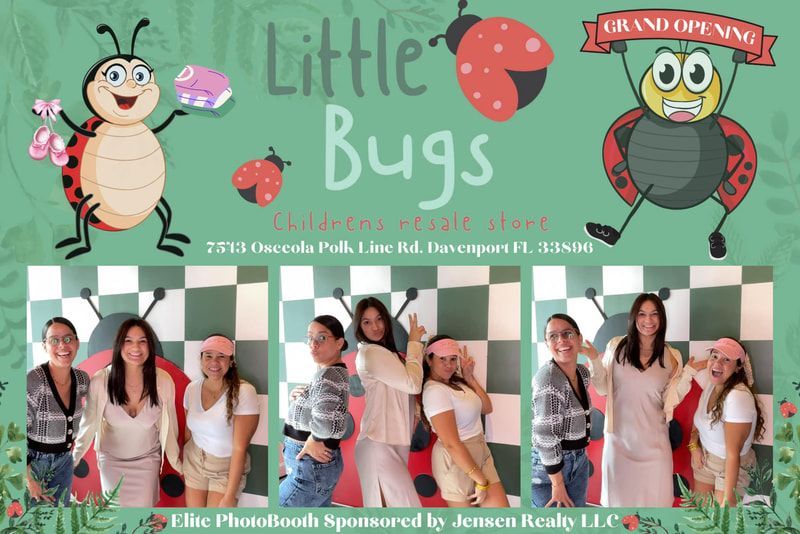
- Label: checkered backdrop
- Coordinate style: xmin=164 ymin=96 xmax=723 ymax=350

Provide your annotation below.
xmin=279 ymin=265 xmax=521 ymax=506
xmin=532 ymin=265 xmax=773 ymax=506
xmin=26 ymin=265 xmax=269 ymax=507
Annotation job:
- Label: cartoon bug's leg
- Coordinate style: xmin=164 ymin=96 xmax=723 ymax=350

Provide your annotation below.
xmin=60 ymin=199 xmax=101 ymax=260
xmin=708 ymin=196 xmax=730 ymax=261
xmin=585 ymin=185 xmax=653 ymax=247
xmin=152 ymin=109 xmax=188 ymax=135
xmin=55 ymin=194 xmax=92 ymax=249
xmin=611 ymin=41 xmax=644 ymax=110
xmin=158 ymin=198 xmax=191 ymax=244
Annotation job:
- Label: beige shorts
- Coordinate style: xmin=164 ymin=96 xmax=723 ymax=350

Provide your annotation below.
xmin=183 ymin=438 xmax=250 ymax=497
xmin=431 ymin=433 xmax=500 ymax=502
xmin=693 ymin=448 xmax=755 ymax=493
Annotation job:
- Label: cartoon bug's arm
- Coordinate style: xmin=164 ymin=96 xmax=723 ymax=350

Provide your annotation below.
xmin=31 ymin=108 xmax=96 ymax=137
xmin=611 ymin=41 xmax=645 ymax=110
xmin=612 ymin=117 xmax=640 ymax=161
xmin=715 ymin=49 xmax=747 ymax=117
xmin=152 ymin=109 xmax=188 ymax=135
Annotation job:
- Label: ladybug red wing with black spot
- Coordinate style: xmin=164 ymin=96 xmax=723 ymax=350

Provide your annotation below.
xmin=232 ymin=146 xmax=291 ymax=207
xmin=429 ymin=0 xmax=553 ymax=122
xmin=781 ymin=399 xmax=797 ymax=418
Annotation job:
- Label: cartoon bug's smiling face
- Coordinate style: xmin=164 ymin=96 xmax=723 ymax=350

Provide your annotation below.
xmin=86 ymin=58 xmax=160 ymax=125
xmin=640 ymin=48 xmax=721 ymax=123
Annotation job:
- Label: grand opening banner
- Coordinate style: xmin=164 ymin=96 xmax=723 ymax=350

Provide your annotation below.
xmin=1 ymin=0 xmax=797 ymax=532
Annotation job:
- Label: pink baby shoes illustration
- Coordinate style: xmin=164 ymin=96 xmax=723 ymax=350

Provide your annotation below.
xmin=29 ymin=99 xmax=68 ymax=167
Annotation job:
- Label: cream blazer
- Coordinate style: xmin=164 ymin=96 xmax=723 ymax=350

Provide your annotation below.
xmin=355 ymin=340 xmax=423 ymax=446
xmin=588 ymin=336 xmax=696 ymax=433
xmin=73 ymin=367 xmax=182 ymax=473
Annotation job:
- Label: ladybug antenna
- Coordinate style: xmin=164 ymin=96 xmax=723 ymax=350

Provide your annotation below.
xmin=96 ymin=24 xmax=121 ymax=55
xmin=268 ymin=146 xmax=276 ymax=156
xmin=457 ymin=0 xmax=468 ymax=17
xmin=130 ymin=18 xmax=150 ymax=56
xmin=284 ymin=160 xmax=292 ymax=166
xmin=428 ymin=34 xmax=446 ymax=47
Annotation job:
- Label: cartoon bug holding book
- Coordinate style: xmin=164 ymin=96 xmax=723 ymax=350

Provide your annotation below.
xmin=32 ymin=19 xmax=195 ymax=259
xmin=582 ymin=11 xmax=776 ymax=260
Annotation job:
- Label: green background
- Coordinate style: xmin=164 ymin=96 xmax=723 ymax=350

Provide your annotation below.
xmin=1 ymin=0 xmax=799 ymax=531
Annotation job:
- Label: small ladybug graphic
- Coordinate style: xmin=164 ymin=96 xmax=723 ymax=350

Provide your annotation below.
xmin=585 ymin=41 xmax=757 ymax=260
xmin=6 ymin=500 xmax=23 ymax=518
xmin=781 ymin=399 xmax=797 ymax=418
xmin=231 ymin=146 xmax=291 ymax=207
xmin=622 ymin=514 xmax=639 ymax=531
xmin=428 ymin=0 xmax=553 ymax=122
xmin=43 ymin=19 xmax=190 ymax=259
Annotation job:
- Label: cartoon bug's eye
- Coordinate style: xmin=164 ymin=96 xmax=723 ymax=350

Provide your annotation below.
xmin=682 ymin=51 xmax=714 ymax=93
xmin=104 ymin=64 xmax=127 ymax=87
xmin=132 ymin=65 xmax=152 ymax=86
xmin=652 ymin=52 xmax=681 ymax=92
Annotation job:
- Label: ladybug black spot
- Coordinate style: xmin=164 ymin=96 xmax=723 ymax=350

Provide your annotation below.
xmin=673 ymin=474 xmax=689 ymax=498
xmin=727 ymin=135 xmax=745 ymax=155
xmin=75 ymin=187 xmax=84 ymax=199
xmin=588 ymin=459 xmax=594 ymax=478
xmin=67 ymin=156 xmax=79 ymax=169
xmin=89 ymin=213 xmax=101 ymax=224
xmin=413 ymin=474 xmax=437 ymax=498
xmin=67 ymin=136 xmax=78 ymax=148
xmin=744 ymin=161 xmax=753 ymax=171
xmin=160 ymin=474 xmax=184 ymax=497
xmin=410 ymin=420 xmax=430 ymax=452
xmin=70 ymin=201 xmax=78 ymax=210
xmin=738 ymin=174 xmax=749 ymax=185
xmin=615 ymin=176 xmax=628 ymax=189
xmin=62 ymin=175 xmax=73 ymax=189
xmin=90 ymin=121 xmax=102 ymax=132
xmin=74 ymin=459 xmax=89 ymax=478
xmin=342 ymin=413 xmax=355 ymax=440
xmin=723 ymin=181 xmax=736 ymax=195
xmin=668 ymin=420 xmax=682 ymax=450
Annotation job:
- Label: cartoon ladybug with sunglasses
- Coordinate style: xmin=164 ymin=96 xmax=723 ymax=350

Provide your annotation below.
xmin=34 ymin=19 xmax=190 ymax=259
xmin=585 ymin=41 xmax=757 ymax=260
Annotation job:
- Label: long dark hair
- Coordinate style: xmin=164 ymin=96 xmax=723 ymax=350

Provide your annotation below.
xmin=419 ymin=334 xmax=472 ymax=431
xmin=614 ymin=293 xmax=668 ymax=370
xmin=108 ymin=318 xmax=159 ymax=407
xmin=202 ymin=333 xmax=243 ymax=424
xmin=41 ymin=317 xmax=78 ymax=341
xmin=354 ymin=297 xmax=399 ymax=355
xmin=311 ymin=315 xmax=348 ymax=352
xmin=708 ymin=338 xmax=765 ymax=441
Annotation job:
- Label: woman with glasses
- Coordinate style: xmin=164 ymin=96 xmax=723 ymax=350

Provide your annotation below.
xmin=421 ymin=335 xmax=508 ymax=507
xmin=280 ymin=315 xmax=350 ymax=507
xmin=183 ymin=334 xmax=259 ymax=507
xmin=73 ymin=318 xmax=181 ymax=507
xmin=586 ymin=293 xmax=695 ymax=507
xmin=531 ymin=314 xmax=596 ymax=507
xmin=688 ymin=338 xmax=764 ymax=506
xmin=354 ymin=298 xmax=426 ymax=507
xmin=26 ymin=317 xmax=90 ymax=505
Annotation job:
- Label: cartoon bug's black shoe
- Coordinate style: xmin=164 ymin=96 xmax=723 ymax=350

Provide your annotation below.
xmin=585 ymin=223 xmax=621 ymax=247
xmin=709 ymin=231 xmax=727 ymax=260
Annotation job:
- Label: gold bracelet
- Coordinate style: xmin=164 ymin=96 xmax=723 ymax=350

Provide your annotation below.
xmin=465 ymin=465 xmax=479 ymax=476
xmin=687 ymin=441 xmax=699 ymax=451
xmin=475 ymin=481 xmax=490 ymax=491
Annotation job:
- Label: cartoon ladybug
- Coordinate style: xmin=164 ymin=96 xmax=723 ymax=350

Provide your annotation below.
xmin=585 ymin=41 xmax=756 ymax=260
xmin=429 ymin=0 xmax=553 ymax=122
xmin=780 ymin=399 xmax=797 ymax=418
xmin=6 ymin=500 xmax=23 ymax=519
xmin=231 ymin=146 xmax=291 ymax=207
xmin=41 ymin=19 xmax=190 ymax=259
xmin=621 ymin=514 xmax=640 ymax=531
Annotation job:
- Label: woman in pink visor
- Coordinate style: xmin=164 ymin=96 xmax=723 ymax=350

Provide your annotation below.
xmin=420 ymin=335 xmax=508 ymax=507
xmin=687 ymin=337 xmax=765 ymax=505
xmin=183 ymin=334 xmax=260 ymax=507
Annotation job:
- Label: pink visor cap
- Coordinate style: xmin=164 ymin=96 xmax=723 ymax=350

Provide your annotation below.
xmin=425 ymin=338 xmax=461 ymax=357
xmin=708 ymin=338 xmax=745 ymax=360
xmin=200 ymin=335 xmax=234 ymax=356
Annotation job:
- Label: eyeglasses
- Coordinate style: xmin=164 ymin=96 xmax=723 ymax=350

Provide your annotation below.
xmin=305 ymin=333 xmax=331 ymax=345
xmin=45 ymin=335 xmax=75 ymax=346
xmin=546 ymin=330 xmax=577 ymax=344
